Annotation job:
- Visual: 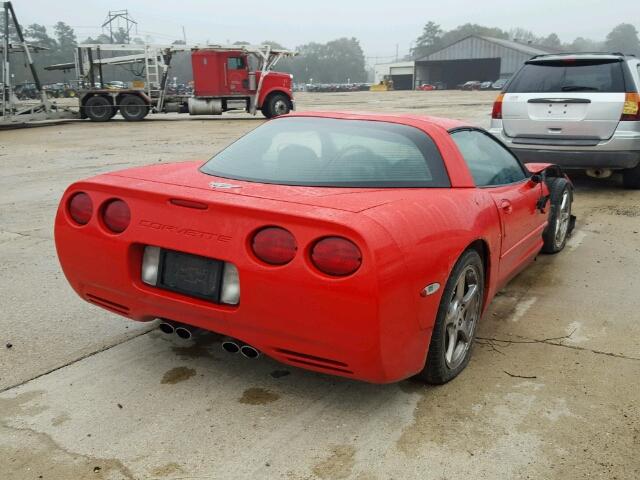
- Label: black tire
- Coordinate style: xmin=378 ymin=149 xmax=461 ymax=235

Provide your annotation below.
xmin=622 ymin=163 xmax=640 ymax=189
xmin=119 ymin=95 xmax=149 ymax=121
xmin=261 ymin=93 xmax=291 ymax=118
xmin=416 ymin=249 xmax=484 ymax=385
xmin=541 ymin=178 xmax=573 ymax=254
xmin=84 ymin=95 xmax=114 ymax=122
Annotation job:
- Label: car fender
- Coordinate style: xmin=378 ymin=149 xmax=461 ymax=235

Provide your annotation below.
xmin=364 ymin=188 xmax=502 ymax=331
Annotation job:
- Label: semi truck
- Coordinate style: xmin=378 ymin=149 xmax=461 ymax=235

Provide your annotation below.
xmin=46 ymin=43 xmax=296 ymax=122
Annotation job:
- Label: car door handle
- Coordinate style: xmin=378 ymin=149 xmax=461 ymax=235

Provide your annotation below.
xmin=500 ymin=199 xmax=513 ymax=214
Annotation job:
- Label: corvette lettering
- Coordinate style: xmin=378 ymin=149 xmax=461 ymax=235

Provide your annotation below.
xmin=138 ymin=220 xmax=231 ymax=243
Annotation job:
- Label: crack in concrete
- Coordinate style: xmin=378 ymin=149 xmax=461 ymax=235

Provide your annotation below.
xmin=477 ymin=334 xmax=640 ymax=362
xmin=0 ymin=229 xmax=51 ymax=242
xmin=0 ymin=328 xmax=155 ymax=394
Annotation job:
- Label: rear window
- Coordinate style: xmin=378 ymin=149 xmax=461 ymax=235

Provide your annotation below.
xmin=201 ymin=117 xmax=450 ymax=187
xmin=508 ymin=60 xmax=626 ymax=93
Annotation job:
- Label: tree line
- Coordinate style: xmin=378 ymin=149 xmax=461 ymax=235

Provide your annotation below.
xmin=411 ymin=22 xmax=640 ymax=59
xmin=3 ymin=15 xmax=639 ymax=87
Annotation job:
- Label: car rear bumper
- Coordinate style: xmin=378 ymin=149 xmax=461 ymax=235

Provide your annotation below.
xmin=509 ymin=148 xmax=640 ymax=169
xmin=489 ymin=121 xmax=640 ymax=170
xmin=54 ymin=180 xmax=432 ymax=384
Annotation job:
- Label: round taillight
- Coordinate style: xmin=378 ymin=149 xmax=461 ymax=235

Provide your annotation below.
xmin=102 ymin=199 xmax=131 ymax=233
xmin=311 ymin=237 xmax=362 ymax=277
xmin=251 ymin=227 xmax=297 ymax=265
xmin=68 ymin=192 xmax=93 ymax=225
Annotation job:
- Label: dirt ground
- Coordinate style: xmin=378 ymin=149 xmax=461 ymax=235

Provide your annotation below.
xmin=1 ymin=90 xmax=639 ymax=480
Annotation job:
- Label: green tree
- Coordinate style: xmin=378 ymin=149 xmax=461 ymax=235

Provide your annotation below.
xmin=568 ymin=36 xmax=604 ymax=52
xmin=439 ymin=23 xmax=509 ymax=47
xmin=112 ymin=27 xmax=130 ymax=43
xmin=411 ymin=21 xmax=442 ymax=59
xmin=540 ymin=33 xmax=562 ymax=50
xmin=605 ymin=23 xmax=640 ymax=56
xmin=25 ymin=23 xmax=57 ymax=50
xmin=280 ymin=37 xmax=366 ymax=83
xmin=82 ymin=34 xmax=112 ymax=44
xmin=53 ymin=22 xmax=76 ymax=50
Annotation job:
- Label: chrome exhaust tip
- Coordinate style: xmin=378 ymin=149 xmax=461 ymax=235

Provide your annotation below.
xmin=158 ymin=322 xmax=175 ymax=335
xmin=174 ymin=326 xmax=192 ymax=340
xmin=221 ymin=340 xmax=240 ymax=353
xmin=240 ymin=345 xmax=260 ymax=359
xmin=586 ymin=168 xmax=612 ymax=179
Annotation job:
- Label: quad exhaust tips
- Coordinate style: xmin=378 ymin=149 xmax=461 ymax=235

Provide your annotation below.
xmin=221 ymin=337 xmax=260 ymax=358
xmin=158 ymin=320 xmax=193 ymax=340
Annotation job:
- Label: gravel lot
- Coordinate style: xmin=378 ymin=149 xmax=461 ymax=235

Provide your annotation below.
xmin=1 ymin=90 xmax=639 ymax=479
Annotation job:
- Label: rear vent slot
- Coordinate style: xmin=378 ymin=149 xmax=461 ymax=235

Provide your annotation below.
xmin=169 ymin=198 xmax=208 ymax=210
xmin=86 ymin=293 xmax=130 ymax=315
xmin=275 ymin=348 xmax=352 ymax=374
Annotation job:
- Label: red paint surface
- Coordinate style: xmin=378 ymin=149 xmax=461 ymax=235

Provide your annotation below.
xmin=54 ymin=112 xmax=551 ymax=383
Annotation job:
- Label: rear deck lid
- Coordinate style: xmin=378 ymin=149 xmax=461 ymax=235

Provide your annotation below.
xmin=502 ymin=57 xmax=630 ymax=142
xmin=106 ymin=161 xmax=395 ymax=213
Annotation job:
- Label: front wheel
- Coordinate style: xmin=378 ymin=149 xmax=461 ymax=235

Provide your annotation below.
xmin=416 ymin=249 xmax=484 ymax=385
xmin=542 ymin=178 xmax=573 ymax=254
xmin=261 ymin=93 xmax=291 ymax=118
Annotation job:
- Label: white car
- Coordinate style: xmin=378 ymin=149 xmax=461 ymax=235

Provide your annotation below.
xmin=489 ymin=53 xmax=640 ymax=188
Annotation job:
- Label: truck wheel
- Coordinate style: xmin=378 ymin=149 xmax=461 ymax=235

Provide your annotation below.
xmin=542 ymin=178 xmax=573 ymax=254
xmin=261 ymin=93 xmax=291 ymax=118
xmin=84 ymin=96 xmax=114 ymax=122
xmin=622 ymin=163 xmax=640 ymax=189
xmin=119 ymin=95 xmax=149 ymax=121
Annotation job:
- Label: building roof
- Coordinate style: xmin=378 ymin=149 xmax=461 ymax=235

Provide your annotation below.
xmin=417 ymin=35 xmax=554 ymax=61
xmin=477 ymin=36 xmax=555 ymax=56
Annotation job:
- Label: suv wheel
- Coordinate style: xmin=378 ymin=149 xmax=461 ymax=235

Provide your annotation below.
xmin=622 ymin=163 xmax=640 ymax=189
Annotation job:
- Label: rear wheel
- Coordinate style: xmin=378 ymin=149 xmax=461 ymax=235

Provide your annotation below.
xmin=622 ymin=163 xmax=640 ymax=189
xmin=83 ymin=95 xmax=113 ymax=122
xmin=261 ymin=93 xmax=291 ymax=118
xmin=542 ymin=178 xmax=573 ymax=253
xmin=119 ymin=95 xmax=149 ymax=121
xmin=416 ymin=249 xmax=484 ymax=385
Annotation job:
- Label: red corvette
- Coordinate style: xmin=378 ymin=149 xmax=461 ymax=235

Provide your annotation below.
xmin=55 ymin=112 xmax=575 ymax=384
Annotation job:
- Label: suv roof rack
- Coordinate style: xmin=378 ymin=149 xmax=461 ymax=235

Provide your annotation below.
xmin=529 ymin=52 xmax=633 ymax=60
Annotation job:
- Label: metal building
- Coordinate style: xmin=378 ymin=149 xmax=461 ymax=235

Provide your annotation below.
xmin=373 ymin=61 xmax=415 ymax=90
xmin=414 ymin=35 xmax=554 ymax=89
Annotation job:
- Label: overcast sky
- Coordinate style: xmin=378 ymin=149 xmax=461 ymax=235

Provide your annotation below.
xmin=15 ymin=0 xmax=638 ymax=62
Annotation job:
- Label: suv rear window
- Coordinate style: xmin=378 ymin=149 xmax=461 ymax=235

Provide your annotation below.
xmin=508 ymin=59 xmax=626 ymax=93
xmin=201 ymin=117 xmax=450 ymax=187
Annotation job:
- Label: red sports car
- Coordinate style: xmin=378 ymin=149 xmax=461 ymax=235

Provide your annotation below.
xmin=55 ymin=112 xmax=575 ymax=384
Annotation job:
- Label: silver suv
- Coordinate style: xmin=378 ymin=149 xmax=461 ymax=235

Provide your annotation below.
xmin=489 ymin=53 xmax=640 ymax=188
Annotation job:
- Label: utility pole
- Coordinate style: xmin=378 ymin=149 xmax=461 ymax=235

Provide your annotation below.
xmin=395 ymin=44 xmax=399 ymax=62
xmin=182 ymin=26 xmax=187 ymax=45
xmin=102 ymin=10 xmax=137 ymax=43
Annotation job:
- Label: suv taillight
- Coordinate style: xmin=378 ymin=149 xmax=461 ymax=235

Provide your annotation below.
xmin=621 ymin=93 xmax=640 ymax=121
xmin=491 ymin=93 xmax=504 ymax=119
xmin=251 ymin=227 xmax=297 ymax=265
xmin=310 ymin=237 xmax=362 ymax=277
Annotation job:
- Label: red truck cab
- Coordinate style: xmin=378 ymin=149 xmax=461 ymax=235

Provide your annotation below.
xmin=191 ymin=49 xmax=294 ymax=118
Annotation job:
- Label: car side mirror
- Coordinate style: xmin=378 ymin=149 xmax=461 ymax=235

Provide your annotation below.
xmin=529 ymin=174 xmax=542 ymax=185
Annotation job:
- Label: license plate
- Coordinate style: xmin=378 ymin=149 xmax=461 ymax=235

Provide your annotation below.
xmin=158 ymin=249 xmax=223 ymax=302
